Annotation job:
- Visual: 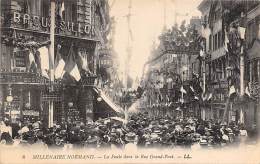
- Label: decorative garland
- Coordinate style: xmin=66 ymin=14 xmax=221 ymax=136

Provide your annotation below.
xmin=2 ymin=33 xmax=50 ymax=49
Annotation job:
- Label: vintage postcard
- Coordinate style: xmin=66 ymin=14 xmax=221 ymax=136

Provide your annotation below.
xmin=0 ymin=0 xmax=259 ymax=163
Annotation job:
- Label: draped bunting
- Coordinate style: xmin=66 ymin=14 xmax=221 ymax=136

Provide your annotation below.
xmin=64 ymin=45 xmax=81 ymax=81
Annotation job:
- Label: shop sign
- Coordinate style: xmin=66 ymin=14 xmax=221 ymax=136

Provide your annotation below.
xmin=12 ymin=12 xmax=96 ymax=38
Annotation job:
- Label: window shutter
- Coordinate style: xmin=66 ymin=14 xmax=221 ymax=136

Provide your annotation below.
xmin=77 ymin=0 xmax=92 ymax=25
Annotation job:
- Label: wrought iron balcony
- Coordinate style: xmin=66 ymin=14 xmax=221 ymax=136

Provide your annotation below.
xmin=0 ymin=69 xmax=97 ymax=87
xmin=0 ymin=69 xmax=46 ymax=85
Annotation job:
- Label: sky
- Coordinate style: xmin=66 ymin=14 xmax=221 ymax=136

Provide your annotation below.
xmin=109 ymin=0 xmax=202 ymax=83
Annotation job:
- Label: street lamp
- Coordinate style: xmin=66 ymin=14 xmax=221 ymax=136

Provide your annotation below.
xmin=97 ymin=97 xmax=102 ymax=102
xmin=6 ymin=95 xmax=13 ymax=103
xmin=6 ymin=85 xmax=13 ymax=121
xmin=97 ymin=90 xmax=102 ymax=102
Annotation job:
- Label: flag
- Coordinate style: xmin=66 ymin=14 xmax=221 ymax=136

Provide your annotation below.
xmin=37 ymin=46 xmax=50 ymax=79
xmin=166 ymin=95 xmax=170 ymax=102
xmin=199 ymin=49 xmax=205 ymax=57
xmin=224 ymin=29 xmax=229 ymax=52
xmin=207 ymin=93 xmax=212 ymax=100
xmin=238 ymin=27 xmax=246 ymax=40
xmin=64 ymin=45 xmax=81 ymax=81
xmin=78 ymin=52 xmax=90 ymax=72
xmin=190 ymin=86 xmax=195 ymax=93
xmin=245 ymin=86 xmax=251 ymax=97
xmin=240 ymin=109 xmax=244 ymax=124
xmin=61 ymin=1 xmax=65 ymax=15
xmin=202 ymin=92 xmax=207 ymax=101
xmin=180 ymin=86 xmax=187 ymax=94
xmin=54 ymin=46 xmax=65 ymax=79
xmin=176 ymin=107 xmax=181 ymax=111
xmin=229 ymin=85 xmax=236 ymax=97
xmin=28 ymin=51 xmax=35 ymax=69
xmin=34 ymin=51 xmax=41 ymax=73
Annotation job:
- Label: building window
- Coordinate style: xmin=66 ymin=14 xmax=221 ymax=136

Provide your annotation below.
xmin=215 ymin=33 xmax=218 ymax=50
xmin=218 ymin=31 xmax=222 ymax=48
xmin=71 ymin=3 xmax=77 ymax=22
xmin=212 ymin=61 xmax=216 ymax=81
xmin=223 ymin=57 xmax=226 ymax=78
xmin=209 ymin=34 xmax=212 ymax=51
xmin=30 ymin=0 xmax=42 ymax=16
xmin=42 ymin=0 xmax=49 ymax=18
xmin=64 ymin=1 xmax=77 ymax=22
xmin=213 ymin=35 xmax=215 ymax=51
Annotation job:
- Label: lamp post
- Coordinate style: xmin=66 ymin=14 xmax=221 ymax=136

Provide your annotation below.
xmin=6 ymin=85 xmax=13 ymax=121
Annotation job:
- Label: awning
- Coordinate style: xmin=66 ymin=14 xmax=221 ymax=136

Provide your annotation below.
xmin=93 ymin=87 xmax=124 ymax=114
xmin=248 ymin=39 xmax=260 ymax=60
xmin=110 ymin=117 xmax=127 ymax=124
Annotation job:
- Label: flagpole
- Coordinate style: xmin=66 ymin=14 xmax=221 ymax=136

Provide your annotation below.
xmin=48 ymin=0 xmax=55 ymax=128
xmin=202 ymin=39 xmax=206 ymax=121
xmin=239 ymin=10 xmax=246 ymax=125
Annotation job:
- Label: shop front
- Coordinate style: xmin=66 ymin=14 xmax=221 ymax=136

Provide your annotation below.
xmin=1 ymin=12 xmax=98 ymax=126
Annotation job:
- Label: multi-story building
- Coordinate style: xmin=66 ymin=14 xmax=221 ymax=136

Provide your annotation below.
xmin=198 ymin=0 xmax=225 ymax=119
xmin=198 ymin=0 xmax=260 ymax=128
xmin=0 ymin=0 xmax=122 ymax=126
xmin=141 ymin=22 xmax=202 ymax=118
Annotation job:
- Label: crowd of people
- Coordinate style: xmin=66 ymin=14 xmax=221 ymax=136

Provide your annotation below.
xmin=0 ymin=112 xmax=257 ymax=150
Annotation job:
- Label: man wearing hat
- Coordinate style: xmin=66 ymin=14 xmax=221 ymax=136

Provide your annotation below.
xmin=124 ymin=132 xmax=138 ymax=151
xmin=85 ymin=135 xmax=99 ymax=149
xmin=0 ymin=120 xmax=13 ymax=145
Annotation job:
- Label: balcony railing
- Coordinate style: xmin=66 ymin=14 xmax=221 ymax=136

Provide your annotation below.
xmin=0 ymin=70 xmax=46 ymax=85
xmin=0 ymin=70 xmax=97 ymax=87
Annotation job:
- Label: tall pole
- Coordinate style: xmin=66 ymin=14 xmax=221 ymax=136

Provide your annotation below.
xmin=239 ymin=9 xmax=247 ymax=125
xmin=240 ymin=48 xmax=244 ymax=97
xmin=125 ymin=0 xmax=132 ymax=89
xmin=48 ymin=0 xmax=55 ymax=128
xmin=202 ymin=40 xmax=206 ymax=120
xmin=203 ymin=60 xmax=206 ymax=93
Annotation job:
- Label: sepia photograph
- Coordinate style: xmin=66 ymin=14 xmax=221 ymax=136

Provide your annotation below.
xmin=0 ymin=0 xmax=260 ymax=163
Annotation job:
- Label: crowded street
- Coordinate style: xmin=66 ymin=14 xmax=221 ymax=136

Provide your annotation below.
xmin=0 ymin=112 xmax=257 ymax=150
xmin=0 ymin=0 xmax=260 ymax=155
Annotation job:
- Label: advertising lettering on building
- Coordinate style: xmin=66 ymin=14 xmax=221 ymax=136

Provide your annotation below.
xmin=9 ymin=11 xmax=97 ymax=40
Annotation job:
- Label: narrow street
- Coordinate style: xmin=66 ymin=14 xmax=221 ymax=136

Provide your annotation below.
xmin=0 ymin=0 xmax=259 ymax=153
